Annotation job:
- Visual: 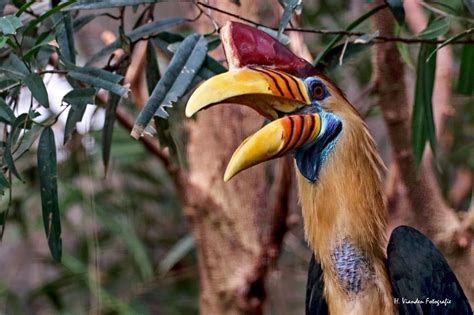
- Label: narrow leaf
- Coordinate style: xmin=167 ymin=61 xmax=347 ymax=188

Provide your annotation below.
xmin=73 ymin=14 xmax=97 ymax=31
xmin=0 ymin=98 xmax=15 ymax=124
xmin=426 ymin=28 xmax=473 ymax=61
xmin=278 ymin=0 xmax=301 ymax=40
xmin=56 ymin=13 xmax=76 ymax=64
xmin=86 ymin=17 xmax=186 ymax=66
xmin=132 ymin=34 xmax=208 ymax=139
xmin=385 ymin=0 xmax=405 ymax=25
xmin=24 ymin=0 xmax=75 ymax=34
xmin=457 ymin=44 xmax=474 ymax=95
xmin=38 ymin=127 xmax=62 ymax=262
xmin=0 ymin=15 xmax=22 ymax=35
xmin=159 ymin=234 xmax=195 ymax=275
xmin=145 ymin=41 xmax=160 ymax=95
xmin=412 ymin=44 xmax=437 ymax=165
xmin=65 ymin=0 xmax=156 ymax=10
xmin=63 ymin=88 xmax=95 ymax=144
xmin=418 ymin=18 xmax=450 ymax=39
xmin=13 ymin=124 xmax=44 ymax=160
xmin=23 ymin=73 xmax=50 ymax=108
xmin=102 ymin=93 xmax=121 ymax=175
xmin=314 ymin=3 xmax=387 ymax=66
xmin=68 ymin=68 xmax=128 ymax=97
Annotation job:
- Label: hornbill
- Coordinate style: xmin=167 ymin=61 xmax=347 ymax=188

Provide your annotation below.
xmin=185 ymin=22 xmax=472 ymax=315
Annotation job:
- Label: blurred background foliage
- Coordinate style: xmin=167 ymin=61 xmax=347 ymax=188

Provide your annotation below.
xmin=0 ymin=0 xmax=472 ymax=314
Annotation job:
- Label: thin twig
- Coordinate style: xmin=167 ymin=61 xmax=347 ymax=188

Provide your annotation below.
xmin=196 ymin=1 xmax=474 ymax=45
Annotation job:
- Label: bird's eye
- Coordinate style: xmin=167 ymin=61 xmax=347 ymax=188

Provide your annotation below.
xmin=312 ymin=83 xmax=325 ymax=100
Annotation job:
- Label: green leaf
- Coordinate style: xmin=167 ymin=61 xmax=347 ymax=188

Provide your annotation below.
xmin=385 ymin=0 xmax=405 ymax=25
xmin=0 ymin=171 xmax=9 ymax=196
xmin=37 ymin=127 xmax=62 ymax=262
xmin=457 ymin=44 xmax=474 ymax=95
xmin=4 ymin=113 xmax=29 ymax=181
xmin=159 ymin=234 xmax=195 ymax=275
xmin=277 ymin=0 xmax=301 ymax=40
xmin=1 ymin=53 xmax=29 ymax=80
xmin=132 ymin=34 xmax=208 ymax=139
xmin=56 ymin=13 xmax=76 ymax=64
xmin=86 ymin=17 xmax=186 ymax=66
xmin=0 ymin=35 xmax=7 ymax=48
xmin=0 ymin=15 xmax=22 ymax=35
xmin=65 ymin=0 xmax=156 ymax=10
xmin=426 ymin=28 xmax=473 ymax=61
xmin=145 ymin=41 xmax=160 ymax=95
xmin=23 ymin=73 xmax=50 ymax=108
xmin=418 ymin=18 xmax=450 ymax=39
xmin=0 ymin=98 xmax=15 ymax=124
xmin=317 ymin=41 xmax=373 ymax=71
xmin=63 ymin=88 xmax=95 ymax=144
xmin=68 ymin=67 xmax=128 ymax=97
xmin=412 ymin=44 xmax=437 ymax=166
xmin=24 ymin=0 xmax=75 ymax=34
xmin=13 ymin=124 xmax=44 ymax=160
xmin=394 ymin=24 xmax=413 ymax=68
xmin=313 ymin=3 xmax=387 ymax=66
xmin=258 ymin=25 xmax=290 ymax=45
xmin=73 ymin=14 xmax=97 ymax=31
xmin=465 ymin=0 xmax=474 ymax=16
xmin=102 ymin=93 xmax=121 ymax=175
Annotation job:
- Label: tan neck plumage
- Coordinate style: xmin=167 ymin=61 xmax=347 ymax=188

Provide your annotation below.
xmin=297 ymin=110 xmax=395 ymax=315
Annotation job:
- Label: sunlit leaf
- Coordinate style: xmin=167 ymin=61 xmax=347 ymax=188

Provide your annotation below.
xmin=385 ymin=0 xmax=405 ymax=25
xmin=412 ymin=44 xmax=437 ymax=165
xmin=63 ymin=88 xmax=96 ymax=144
xmin=418 ymin=18 xmax=450 ymax=39
xmin=38 ymin=127 xmax=62 ymax=262
xmin=65 ymin=0 xmax=156 ymax=10
xmin=132 ymin=34 xmax=208 ymax=139
xmin=23 ymin=73 xmax=50 ymax=108
xmin=0 ymin=15 xmax=22 ymax=35
xmin=457 ymin=44 xmax=474 ymax=95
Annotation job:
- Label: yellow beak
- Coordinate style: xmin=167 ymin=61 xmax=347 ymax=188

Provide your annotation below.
xmin=186 ymin=67 xmax=321 ymax=181
xmin=186 ymin=67 xmax=310 ymax=120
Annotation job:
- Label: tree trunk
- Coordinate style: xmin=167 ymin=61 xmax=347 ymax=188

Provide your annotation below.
xmin=371 ymin=0 xmax=474 ymax=304
xmin=181 ymin=2 xmax=286 ymax=314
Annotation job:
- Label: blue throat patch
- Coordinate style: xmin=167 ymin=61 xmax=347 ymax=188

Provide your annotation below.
xmin=294 ymin=111 xmax=342 ymax=183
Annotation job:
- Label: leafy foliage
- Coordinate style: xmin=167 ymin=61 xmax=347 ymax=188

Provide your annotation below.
xmin=412 ymin=44 xmax=437 ymax=165
xmin=0 ymin=1 xmax=472 ymax=313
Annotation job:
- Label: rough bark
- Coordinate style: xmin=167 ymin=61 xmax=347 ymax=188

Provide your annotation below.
xmin=180 ymin=1 xmax=292 ymax=314
xmin=371 ymin=0 xmax=474 ymax=304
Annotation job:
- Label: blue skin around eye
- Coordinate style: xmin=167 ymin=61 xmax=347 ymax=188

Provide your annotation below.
xmin=293 ymin=78 xmax=343 ymax=183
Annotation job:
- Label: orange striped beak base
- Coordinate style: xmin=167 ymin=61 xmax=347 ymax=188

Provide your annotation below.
xmin=186 ymin=67 xmax=323 ymax=181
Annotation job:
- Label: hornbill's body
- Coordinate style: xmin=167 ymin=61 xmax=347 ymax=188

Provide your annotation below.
xmin=186 ymin=22 xmax=472 ymax=315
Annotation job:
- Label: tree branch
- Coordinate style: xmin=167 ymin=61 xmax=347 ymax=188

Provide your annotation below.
xmin=196 ymin=1 xmax=474 ymax=45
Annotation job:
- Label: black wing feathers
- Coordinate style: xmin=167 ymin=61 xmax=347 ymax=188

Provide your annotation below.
xmin=306 ymin=254 xmax=328 ymax=315
xmin=387 ymin=225 xmax=472 ymax=315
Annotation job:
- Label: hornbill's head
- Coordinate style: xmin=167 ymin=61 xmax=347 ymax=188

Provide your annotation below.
xmin=186 ymin=22 xmax=356 ymax=183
